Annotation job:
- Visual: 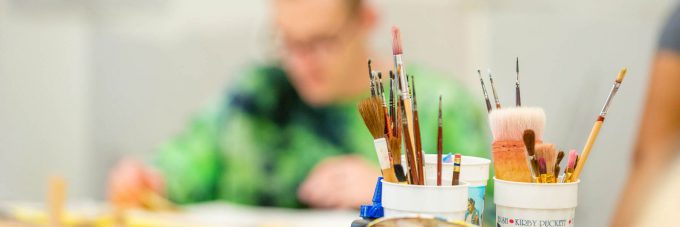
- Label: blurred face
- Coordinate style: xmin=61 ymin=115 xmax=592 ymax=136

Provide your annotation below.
xmin=274 ymin=0 xmax=373 ymax=106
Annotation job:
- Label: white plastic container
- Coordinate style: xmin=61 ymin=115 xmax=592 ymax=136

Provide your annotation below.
xmin=494 ymin=177 xmax=580 ymax=227
xmin=422 ymin=155 xmax=490 ymax=186
xmin=420 ymin=154 xmax=490 ymax=225
xmin=381 ymin=180 xmax=469 ymax=221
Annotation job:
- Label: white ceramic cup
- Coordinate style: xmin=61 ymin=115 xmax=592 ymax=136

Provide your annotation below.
xmin=494 ymin=177 xmax=580 ymax=227
xmin=381 ymin=179 xmax=469 ymax=221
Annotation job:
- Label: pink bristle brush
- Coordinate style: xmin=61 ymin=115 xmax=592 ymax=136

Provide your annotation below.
xmin=564 ymin=150 xmax=578 ymax=183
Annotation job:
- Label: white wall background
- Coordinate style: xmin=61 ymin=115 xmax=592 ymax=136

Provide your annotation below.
xmin=0 ymin=0 xmax=678 ymax=226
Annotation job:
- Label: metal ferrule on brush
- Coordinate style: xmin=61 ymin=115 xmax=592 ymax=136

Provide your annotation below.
xmin=438 ymin=113 xmax=442 ymax=126
xmin=379 ymin=75 xmax=387 ymax=107
xmin=599 ymin=82 xmax=621 ymax=118
xmin=394 ymin=55 xmax=409 ymax=98
xmin=369 ymin=72 xmax=376 ymax=97
xmin=488 ymin=70 xmax=501 ymax=108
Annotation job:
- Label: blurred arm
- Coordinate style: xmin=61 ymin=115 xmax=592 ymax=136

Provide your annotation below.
xmin=612 ymin=51 xmax=680 ymax=226
xmin=154 ymin=104 xmax=224 ymax=204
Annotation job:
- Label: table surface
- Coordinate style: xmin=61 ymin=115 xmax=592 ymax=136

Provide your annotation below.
xmin=1 ymin=200 xmax=359 ymax=227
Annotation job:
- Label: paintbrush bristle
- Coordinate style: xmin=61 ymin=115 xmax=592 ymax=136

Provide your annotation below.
xmin=544 ymin=144 xmax=557 ymax=176
xmin=523 ymin=129 xmax=536 ymax=156
xmin=539 ymin=158 xmax=547 ymax=174
xmin=489 ymin=107 xmax=546 ymax=141
xmin=358 ymin=97 xmax=386 ymax=139
xmin=556 ymin=151 xmax=565 ymax=166
xmin=567 ymin=150 xmax=578 ymax=169
xmin=391 ymin=26 xmax=403 ymax=55
xmin=535 ymin=144 xmax=555 ymax=157
xmin=388 ymin=136 xmax=402 ymax=165
xmin=393 ymin=164 xmax=407 ymax=182
xmin=531 ymin=159 xmax=540 ymax=177
xmin=616 ymin=67 xmax=627 ymax=83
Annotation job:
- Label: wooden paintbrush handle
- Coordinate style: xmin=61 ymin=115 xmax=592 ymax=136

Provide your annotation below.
xmin=383 ymin=107 xmax=392 ymax=137
xmin=402 ymin=99 xmax=416 ymax=148
xmin=382 ymin=167 xmax=399 ymax=183
xmin=374 ymin=138 xmax=399 ymax=183
xmin=413 ymin=111 xmax=425 ymax=185
xmin=572 ymin=120 xmax=603 ymax=180
xmin=401 ymin=114 xmax=419 ymax=184
xmin=48 ymin=176 xmax=66 ymax=227
xmin=401 ymin=98 xmax=419 ymax=181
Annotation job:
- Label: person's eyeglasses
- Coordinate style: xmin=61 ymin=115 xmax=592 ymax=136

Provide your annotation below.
xmin=275 ymin=18 xmax=359 ymax=59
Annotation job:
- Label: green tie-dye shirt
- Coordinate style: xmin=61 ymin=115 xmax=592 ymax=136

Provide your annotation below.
xmin=153 ymin=64 xmax=491 ymax=210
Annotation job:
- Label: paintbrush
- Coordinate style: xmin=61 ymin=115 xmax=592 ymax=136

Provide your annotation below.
xmin=522 ymin=129 xmax=538 ymax=181
xmin=538 ymin=158 xmax=547 ymax=183
xmin=515 ymin=57 xmax=521 ymax=107
xmin=388 ymin=88 xmax=402 ymax=169
xmin=392 ymin=71 xmax=401 ymax=137
xmin=452 ymin=154 xmax=461 ymax=185
xmin=378 ymin=72 xmax=392 ymax=137
xmin=400 ymin=99 xmax=420 ymax=184
xmin=389 ymin=72 xmax=396 ymax=130
xmin=388 ymin=137 xmax=407 ymax=183
xmin=388 ymin=105 xmax=407 ymax=184
xmin=477 ymin=70 xmax=493 ymax=113
xmin=368 ymin=60 xmax=376 ymax=97
xmin=389 ymin=71 xmax=399 ymax=135
xmin=535 ymin=144 xmax=556 ymax=183
xmin=571 ymin=68 xmax=627 ymax=181
xmin=488 ymin=69 xmax=501 ymax=109
xmin=389 ymin=93 xmax=406 ymax=184
xmin=489 ymin=107 xmax=546 ymax=141
xmin=531 ymin=159 xmax=540 ymax=180
xmin=48 ymin=176 xmax=66 ymax=226
xmin=392 ymin=26 xmax=417 ymax=172
xmin=564 ymin=150 xmax=578 ymax=183
xmin=437 ymin=95 xmax=443 ymax=186
xmin=574 ymin=155 xmax=579 ymax=169
xmin=411 ymin=75 xmax=424 ymax=185
xmin=489 ymin=107 xmax=546 ymax=182
xmin=377 ymin=72 xmax=385 ymax=101
xmin=554 ymin=151 xmax=565 ymax=179
xmin=358 ymin=97 xmax=399 ymax=183
xmin=544 ymin=144 xmax=557 ymax=183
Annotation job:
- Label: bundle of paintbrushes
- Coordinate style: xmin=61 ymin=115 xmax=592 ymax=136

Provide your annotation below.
xmin=357 ymin=26 xmax=462 ymax=186
xmin=478 ymin=60 xmax=628 ymax=183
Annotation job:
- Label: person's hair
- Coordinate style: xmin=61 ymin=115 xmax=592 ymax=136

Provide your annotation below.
xmin=347 ymin=0 xmax=363 ymax=15
xmin=468 ymin=198 xmax=475 ymax=205
xmin=275 ymin=0 xmax=363 ymax=15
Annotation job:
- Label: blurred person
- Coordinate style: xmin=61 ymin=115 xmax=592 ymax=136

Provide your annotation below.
xmin=109 ymin=0 xmax=489 ymax=212
xmin=613 ymin=4 xmax=680 ymax=226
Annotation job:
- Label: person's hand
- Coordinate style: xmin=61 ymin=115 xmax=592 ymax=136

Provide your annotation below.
xmin=297 ymin=155 xmax=381 ymax=209
xmin=108 ymin=158 xmax=164 ymax=208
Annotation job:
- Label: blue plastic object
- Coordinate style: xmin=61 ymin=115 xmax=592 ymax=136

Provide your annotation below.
xmin=359 ymin=176 xmax=384 ymax=219
xmin=443 ymin=152 xmax=453 ymax=163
